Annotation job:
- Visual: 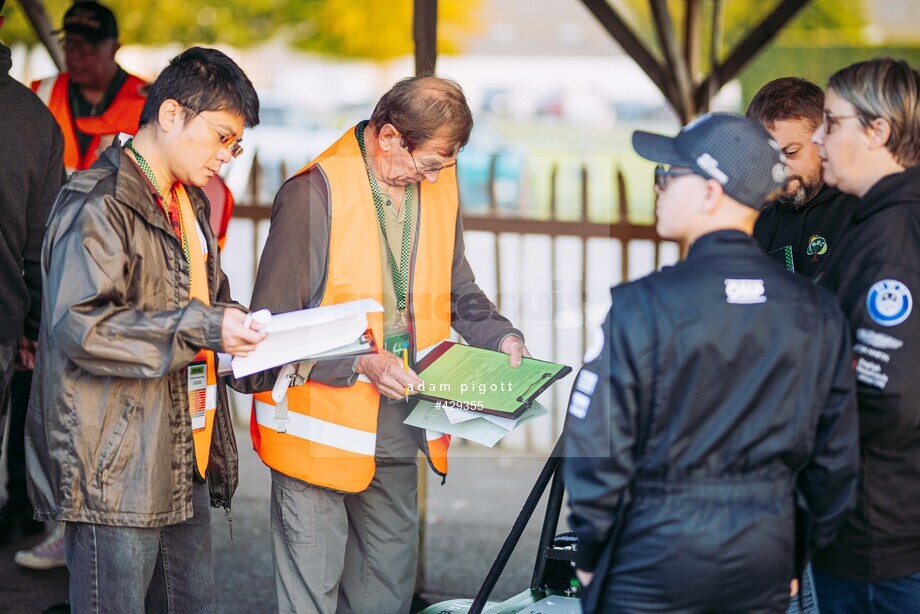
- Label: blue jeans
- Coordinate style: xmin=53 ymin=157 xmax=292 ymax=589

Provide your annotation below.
xmin=64 ymin=480 xmax=215 ymax=614
xmin=813 ymin=568 xmax=920 ymax=614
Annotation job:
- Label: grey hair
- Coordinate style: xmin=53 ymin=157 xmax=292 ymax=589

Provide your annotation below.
xmin=828 ymin=58 xmax=920 ymax=167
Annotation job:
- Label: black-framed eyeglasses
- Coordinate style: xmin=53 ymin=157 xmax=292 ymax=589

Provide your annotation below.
xmin=822 ymin=111 xmax=866 ymax=134
xmin=654 ymin=165 xmax=697 ymax=191
xmin=58 ymin=35 xmax=101 ymax=56
xmin=178 ymin=101 xmax=244 ymax=158
xmin=408 ymin=149 xmax=458 ymax=175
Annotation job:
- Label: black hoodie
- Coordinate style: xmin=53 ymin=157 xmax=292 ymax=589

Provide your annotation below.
xmin=0 ymin=42 xmax=64 ymax=340
xmin=753 ymin=184 xmax=859 ymax=278
xmin=815 ymin=165 xmax=920 ymax=581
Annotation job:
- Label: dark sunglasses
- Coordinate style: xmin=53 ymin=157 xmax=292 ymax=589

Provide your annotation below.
xmin=654 ymin=165 xmax=698 ymax=191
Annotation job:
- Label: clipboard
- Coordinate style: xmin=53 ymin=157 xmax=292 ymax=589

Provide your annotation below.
xmin=308 ymin=329 xmax=377 ymax=361
xmin=412 ymin=341 xmax=571 ymax=419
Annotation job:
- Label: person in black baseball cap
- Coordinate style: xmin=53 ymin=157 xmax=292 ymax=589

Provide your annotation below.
xmin=563 ymin=111 xmax=859 ymax=613
xmin=30 ymin=1 xmax=147 ymax=174
xmin=630 ymin=112 xmax=787 ymax=243
xmin=53 ymin=0 xmax=118 ymax=42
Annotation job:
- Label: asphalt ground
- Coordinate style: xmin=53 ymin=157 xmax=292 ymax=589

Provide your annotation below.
xmin=0 ymin=426 xmax=561 ymax=613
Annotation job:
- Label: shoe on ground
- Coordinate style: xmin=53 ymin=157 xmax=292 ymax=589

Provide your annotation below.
xmin=0 ymin=502 xmax=44 ymax=545
xmin=15 ymin=523 xmax=66 ymax=570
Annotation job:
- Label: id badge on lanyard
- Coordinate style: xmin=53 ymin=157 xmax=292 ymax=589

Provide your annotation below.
xmin=188 ymin=360 xmax=208 ymax=431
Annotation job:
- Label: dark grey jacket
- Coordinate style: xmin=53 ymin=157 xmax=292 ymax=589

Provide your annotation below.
xmin=26 ymin=145 xmax=240 ymax=527
xmin=564 ymin=230 xmax=859 ymax=613
xmin=0 ymin=43 xmax=64 ymax=341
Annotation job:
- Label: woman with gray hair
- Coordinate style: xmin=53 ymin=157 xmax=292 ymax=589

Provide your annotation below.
xmin=811 ymin=57 xmax=920 ymax=612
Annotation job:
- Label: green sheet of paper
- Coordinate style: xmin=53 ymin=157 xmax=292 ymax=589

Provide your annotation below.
xmin=413 ymin=343 xmax=569 ymax=415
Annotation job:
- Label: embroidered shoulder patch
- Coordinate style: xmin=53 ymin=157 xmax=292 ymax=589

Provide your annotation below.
xmin=867 ymin=279 xmax=912 ymax=327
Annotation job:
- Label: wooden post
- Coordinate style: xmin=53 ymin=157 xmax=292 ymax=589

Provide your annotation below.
xmin=413 ymin=3 xmax=438 ymax=598
xmin=413 ymin=0 xmax=438 ymax=76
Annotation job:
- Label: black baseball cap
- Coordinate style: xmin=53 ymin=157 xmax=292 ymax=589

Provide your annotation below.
xmin=632 ymin=112 xmax=788 ymax=209
xmin=55 ymin=1 xmax=118 ymax=42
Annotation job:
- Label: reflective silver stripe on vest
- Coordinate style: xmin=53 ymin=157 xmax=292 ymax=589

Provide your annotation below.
xmin=253 ymin=400 xmax=376 ymax=456
xmin=34 ymin=78 xmax=55 ymax=106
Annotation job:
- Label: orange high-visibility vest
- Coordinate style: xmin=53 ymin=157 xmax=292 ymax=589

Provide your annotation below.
xmin=32 ymin=72 xmax=146 ymax=173
xmin=251 ymin=126 xmax=455 ymax=493
xmin=175 ymin=185 xmax=218 ymax=480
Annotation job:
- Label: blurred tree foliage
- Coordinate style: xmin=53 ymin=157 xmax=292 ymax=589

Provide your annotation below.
xmin=1 ymin=0 xmax=481 ymax=58
xmin=612 ymin=0 xmax=867 ymax=71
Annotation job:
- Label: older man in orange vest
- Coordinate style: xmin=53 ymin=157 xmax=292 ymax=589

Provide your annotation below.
xmin=31 ymin=1 xmax=145 ymax=174
xmin=242 ymin=76 xmax=530 ymax=613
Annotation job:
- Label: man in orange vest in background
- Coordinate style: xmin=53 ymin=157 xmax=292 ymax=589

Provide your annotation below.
xmin=31 ymin=1 xmax=145 ymax=174
xmin=240 ymin=76 xmax=530 ymax=613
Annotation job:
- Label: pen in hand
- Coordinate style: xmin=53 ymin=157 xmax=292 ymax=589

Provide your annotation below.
xmin=403 ymin=348 xmax=410 ymax=401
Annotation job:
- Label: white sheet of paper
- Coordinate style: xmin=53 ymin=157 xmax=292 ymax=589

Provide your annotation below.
xmin=232 ymin=299 xmax=383 ymax=378
xmin=404 ymin=400 xmax=549 ymax=448
xmin=444 ymin=407 xmax=482 ymax=424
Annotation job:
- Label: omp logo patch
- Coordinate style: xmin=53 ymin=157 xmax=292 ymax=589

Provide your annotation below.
xmin=696 ymin=153 xmax=729 ymax=184
xmin=724 ymin=279 xmax=767 ymax=304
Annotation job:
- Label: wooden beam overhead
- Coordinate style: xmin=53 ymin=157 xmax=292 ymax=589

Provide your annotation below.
xmin=683 ymin=0 xmax=701 ymax=78
xmin=579 ymin=0 xmax=672 ymax=104
xmin=650 ymin=0 xmax=694 ymax=121
xmin=15 ymin=0 xmax=65 ymax=71
xmin=413 ymin=0 xmax=438 ymax=76
xmin=696 ymin=0 xmax=811 ymax=107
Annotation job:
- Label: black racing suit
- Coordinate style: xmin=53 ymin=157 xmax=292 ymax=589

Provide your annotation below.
xmin=564 ymin=229 xmax=859 ymax=613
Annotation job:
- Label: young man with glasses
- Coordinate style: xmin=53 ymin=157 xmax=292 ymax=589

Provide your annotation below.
xmin=30 ymin=1 xmax=146 ymax=175
xmin=564 ymin=113 xmax=859 ymax=613
xmin=810 ymin=58 xmax=920 ymax=612
xmin=235 ymin=75 xmax=529 ymax=613
xmin=25 ymin=47 xmax=266 ymax=612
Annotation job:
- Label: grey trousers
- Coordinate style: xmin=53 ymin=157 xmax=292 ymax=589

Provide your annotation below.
xmin=270 ymin=460 xmax=419 ymax=614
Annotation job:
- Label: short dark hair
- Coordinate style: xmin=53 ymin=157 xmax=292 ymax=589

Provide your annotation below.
xmin=369 ymin=76 xmax=473 ymax=155
xmin=828 ymin=58 xmax=920 ymax=168
xmin=746 ymin=77 xmax=825 ymax=131
xmin=140 ymin=47 xmax=259 ymax=129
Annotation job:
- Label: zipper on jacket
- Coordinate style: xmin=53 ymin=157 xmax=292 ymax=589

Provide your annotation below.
xmin=225 ymin=505 xmax=233 ymax=540
xmin=96 ymin=401 xmax=137 ymax=504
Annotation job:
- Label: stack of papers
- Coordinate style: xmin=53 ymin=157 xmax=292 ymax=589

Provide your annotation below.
xmin=404 ymin=399 xmax=549 ymax=448
xmin=231 ymin=299 xmax=382 ymax=378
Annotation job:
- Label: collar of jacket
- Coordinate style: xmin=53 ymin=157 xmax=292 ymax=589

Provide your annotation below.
xmin=688 ymin=228 xmax=760 ymax=258
xmin=852 ymin=165 xmax=920 ymax=225
xmin=0 ymin=43 xmax=12 ymax=83
xmin=98 ymin=144 xmax=189 ymax=241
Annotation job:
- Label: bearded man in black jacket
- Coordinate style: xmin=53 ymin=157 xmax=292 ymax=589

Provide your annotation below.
xmin=747 ymin=77 xmax=858 ymax=278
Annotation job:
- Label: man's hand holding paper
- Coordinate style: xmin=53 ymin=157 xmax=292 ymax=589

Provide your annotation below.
xmin=356 ymin=351 xmax=423 ymax=400
xmin=221 ymin=308 xmax=269 ymax=357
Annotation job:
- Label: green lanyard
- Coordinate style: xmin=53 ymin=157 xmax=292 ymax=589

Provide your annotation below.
xmin=356 ymin=123 xmax=413 ymax=311
xmin=125 ymin=139 xmax=193 ymax=291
